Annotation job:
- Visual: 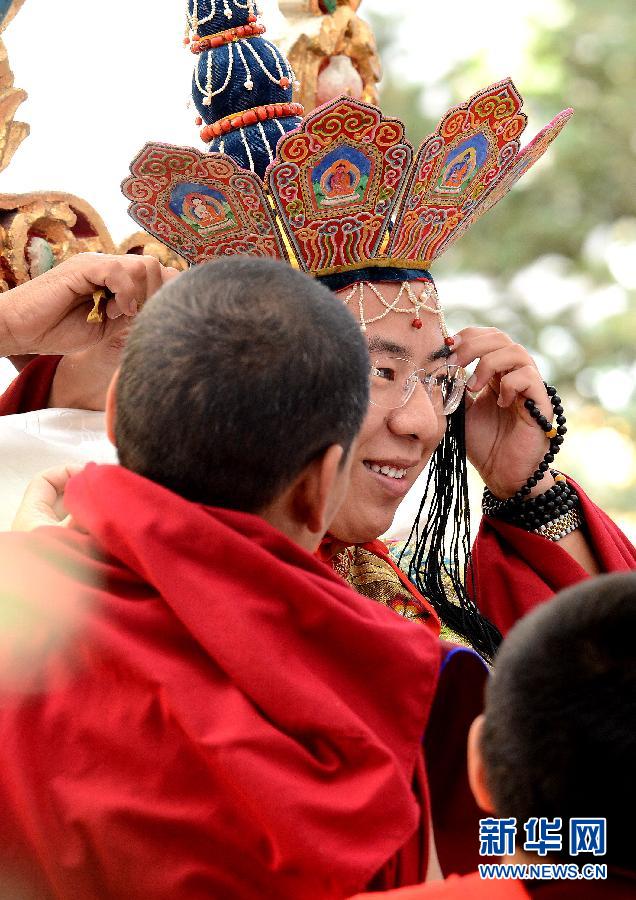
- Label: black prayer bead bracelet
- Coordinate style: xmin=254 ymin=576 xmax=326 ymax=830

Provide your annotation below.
xmin=482 ymin=385 xmax=583 ymax=541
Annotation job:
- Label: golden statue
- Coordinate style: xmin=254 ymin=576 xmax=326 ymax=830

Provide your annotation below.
xmin=279 ymin=0 xmax=380 ymax=111
xmin=0 ymin=0 xmax=28 ymax=175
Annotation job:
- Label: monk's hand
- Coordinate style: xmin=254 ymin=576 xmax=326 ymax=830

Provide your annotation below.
xmin=0 ymin=253 xmax=180 ymax=357
xmin=12 ymin=464 xmax=84 ymax=532
xmin=449 ymin=327 xmax=556 ymax=499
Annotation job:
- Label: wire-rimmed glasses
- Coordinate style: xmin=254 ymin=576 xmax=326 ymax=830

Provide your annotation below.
xmin=369 ymin=354 xmax=467 ymax=415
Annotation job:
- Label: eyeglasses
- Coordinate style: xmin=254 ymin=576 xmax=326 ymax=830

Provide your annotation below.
xmin=369 ymin=354 xmax=467 ymax=414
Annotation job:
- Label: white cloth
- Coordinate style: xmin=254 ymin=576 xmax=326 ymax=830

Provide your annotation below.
xmin=0 ymin=358 xmax=17 ymax=393
xmin=0 ymin=408 xmax=117 ymax=531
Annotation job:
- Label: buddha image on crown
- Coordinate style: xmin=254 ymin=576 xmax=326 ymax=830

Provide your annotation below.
xmin=435 ymin=133 xmax=489 ymax=196
xmin=125 ymin=0 xmax=575 ymax=278
xmin=169 ymin=183 xmax=236 ymax=236
xmin=314 ymin=147 xmax=371 ymax=208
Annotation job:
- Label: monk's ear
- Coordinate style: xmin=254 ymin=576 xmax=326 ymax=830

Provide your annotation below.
xmin=292 ymin=443 xmax=349 ymax=538
xmin=105 ymin=369 xmax=120 ymax=447
xmin=467 ymin=715 xmax=496 ymax=813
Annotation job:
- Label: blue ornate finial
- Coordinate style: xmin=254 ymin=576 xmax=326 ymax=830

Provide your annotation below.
xmin=0 ymin=0 xmax=15 ymax=26
xmin=186 ymin=0 xmax=303 ymax=178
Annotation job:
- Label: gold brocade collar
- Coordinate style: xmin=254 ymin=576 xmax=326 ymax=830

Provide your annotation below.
xmin=329 ymin=542 xmax=471 ymax=648
xmin=331 ymin=544 xmax=429 ymax=622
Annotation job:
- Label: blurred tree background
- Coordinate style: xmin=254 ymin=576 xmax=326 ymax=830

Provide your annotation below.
xmin=365 ymin=0 xmax=636 ymax=532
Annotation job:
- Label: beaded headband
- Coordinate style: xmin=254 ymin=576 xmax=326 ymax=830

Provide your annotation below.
xmin=321 ymin=267 xmax=447 ymax=334
xmin=122 ymin=4 xmax=573 ymax=328
xmin=341 ymin=280 xmax=454 ymax=349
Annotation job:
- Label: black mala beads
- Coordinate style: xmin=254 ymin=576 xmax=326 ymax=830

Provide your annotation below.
xmin=482 ymin=385 xmax=583 ymax=541
xmin=515 ymin=386 xmax=567 ymax=502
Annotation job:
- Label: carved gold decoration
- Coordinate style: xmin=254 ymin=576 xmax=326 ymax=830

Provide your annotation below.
xmin=0 ymin=192 xmax=116 ymax=288
xmin=118 ymin=233 xmax=189 ymax=271
xmin=0 ymin=2 xmax=186 ymax=285
xmin=0 ymin=0 xmax=28 ymax=174
xmin=278 ymin=0 xmax=380 ymax=112
xmin=0 ymin=192 xmax=189 ymax=291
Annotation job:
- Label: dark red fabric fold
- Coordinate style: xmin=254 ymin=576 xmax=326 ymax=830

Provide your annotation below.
xmin=318 ymin=540 xmax=488 ymax=886
xmin=424 ymin=645 xmax=488 ymax=877
xmin=0 ymin=463 xmax=442 ymax=900
xmin=471 ymin=479 xmax=636 ymax=635
xmin=0 ymin=354 xmax=61 ymax=414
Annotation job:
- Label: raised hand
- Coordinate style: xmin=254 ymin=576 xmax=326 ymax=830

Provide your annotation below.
xmin=448 ymin=327 xmax=557 ymax=499
xmin=0 ymin=253 xmax=180 ymax=357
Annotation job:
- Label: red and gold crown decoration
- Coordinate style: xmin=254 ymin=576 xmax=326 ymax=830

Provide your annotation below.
xmin=123 ymin=148 xmax=284 ymax=264
xmin=122 ymin=79 xmax=572 ymax=278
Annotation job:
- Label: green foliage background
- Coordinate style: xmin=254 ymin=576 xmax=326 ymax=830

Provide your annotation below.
xmin=368 ymin=0 xmax=636 ymax=517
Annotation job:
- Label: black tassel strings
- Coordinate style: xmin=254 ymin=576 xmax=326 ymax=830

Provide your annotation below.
xmin=399 ymin=404 xmax=502 ymax=661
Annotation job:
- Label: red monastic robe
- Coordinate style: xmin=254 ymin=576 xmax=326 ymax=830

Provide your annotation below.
xmin=0 ymin=354 xmax=61 ymax=414
xmin=0 ymin=464 xmax=448 ymax=900
xmin=2 ymin=358 xmax=634 ymax=638
xmin=472 ymin=479 xmax=636 ymax=634
xmin=351 ymin=868 xmax=636 ymax=899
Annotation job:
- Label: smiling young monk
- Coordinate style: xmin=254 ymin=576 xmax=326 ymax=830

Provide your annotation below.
xmin=0 ymin=257 xmax=449 ymax=900
xmin=117 ymin=3 xmax=636 ymax=883
xmin=320 ymin=276 xmax=634 ymax=646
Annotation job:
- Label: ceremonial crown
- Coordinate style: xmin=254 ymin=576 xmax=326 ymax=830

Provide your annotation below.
xmin=122 ymin=2 xmax=572 ymax=284
xmin=123 ymin=82 xmax=571 ymax=281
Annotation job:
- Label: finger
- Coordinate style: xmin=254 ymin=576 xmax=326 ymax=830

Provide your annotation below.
xmin=105 ymin=296 xmax=126 ymax=320
xmin=14 ymin=463 xmax=82 ymax=527
xmin=104 ymin=256 xmax=172 ymax=315
xmin=40 ymin=463 xmax=85 ymax=496
xmin=139 ymin=255 xmax=166 ymax=300
xmin=12 ymin=484 xmax=56 ymax=531
xmin=162 ymin=266 xmax=181 ymax=284
xmin=453 ymin=325 xmax=506 ymax=342
xmin=13 ymin=463 xmax=83 ymax=531
xmin=464 ymin=345 xmax=539 ymax=393
xmin=450 ymin=326 xmax=510 ymax=354
xmin=449 ymin=330 xmax=517 ymax=369
xmin=103 ymin=261 xmax=146 ymax=317
xmin=496 ymin=367 xmax=552 ymax=418
xmin=56 ymin=254 xmax=136 ymax=318
xmin=71 ymin=256 xmax=145 ymax=317
xmin=18 ymin=476 xmax=58 ymax=515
